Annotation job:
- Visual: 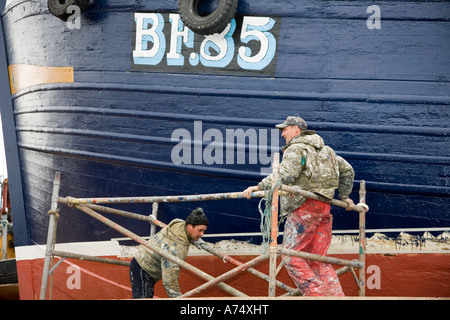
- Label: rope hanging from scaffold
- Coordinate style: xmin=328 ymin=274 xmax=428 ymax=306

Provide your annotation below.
xmin=258 ymin=179 xmax=281 ymax=253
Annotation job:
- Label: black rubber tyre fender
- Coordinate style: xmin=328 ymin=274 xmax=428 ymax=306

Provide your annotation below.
xmin=178 ymin=0 xmax=238 ymax=35
xmin=48 ymin=0 xmax=90 ymax=22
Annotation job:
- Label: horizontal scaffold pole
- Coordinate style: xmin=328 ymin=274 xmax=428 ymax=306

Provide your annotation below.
xmin=58 ymin=199 xmax=151 ymax=222
xmin=52 ymin=250 xmax=130 ymax=266
xmin=60 ymin=186 xmax=367 ymax=214
xmin=278 ymin=247 xmax=363 ymax=269
xmin=74 ymin=204 xmax=248 ymax=297
xmin=61 ymin=190 xmax=267 ymax=205
xmin=280 ymin=185 xmax=368 ymax=213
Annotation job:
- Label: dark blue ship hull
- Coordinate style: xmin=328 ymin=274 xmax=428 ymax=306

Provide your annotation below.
xmin=1 ymin=0 xmax=449 ymax=250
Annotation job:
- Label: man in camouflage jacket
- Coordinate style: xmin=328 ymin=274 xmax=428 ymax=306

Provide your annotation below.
xmin=129 ymin=208 xmax=208 ymax=298
xmin=243 ymin=116 xmax=355 ymax=296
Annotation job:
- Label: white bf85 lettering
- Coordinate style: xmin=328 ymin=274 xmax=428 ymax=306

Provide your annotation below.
xmin=133 ymin=13 xmax=278 ymax=72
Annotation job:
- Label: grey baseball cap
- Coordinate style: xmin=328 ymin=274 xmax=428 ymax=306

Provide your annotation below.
xmin=275 ymin=116 xmax=308 ymax=130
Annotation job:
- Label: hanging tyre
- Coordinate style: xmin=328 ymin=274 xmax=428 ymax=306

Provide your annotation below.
xmin=48 ymin=0 xmax=90 ymax=22
xmin=178 ymin=0 xmax=238 ymax=35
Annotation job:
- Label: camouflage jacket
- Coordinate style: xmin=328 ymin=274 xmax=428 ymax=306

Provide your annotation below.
xmin=258 ymin=132 xmax=355 ymax=217
xmin=134 ymin=219 xmax=191 ymax=298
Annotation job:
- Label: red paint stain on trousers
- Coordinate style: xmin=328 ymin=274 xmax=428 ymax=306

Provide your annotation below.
xmin=282 ymin=198 xmax=344 ymax=296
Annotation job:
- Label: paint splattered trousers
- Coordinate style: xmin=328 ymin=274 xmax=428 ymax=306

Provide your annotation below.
xmin=282 ymin=198 xmax=344 ymax=296
xmin=129 ymin=257 xmax=156 ymax=299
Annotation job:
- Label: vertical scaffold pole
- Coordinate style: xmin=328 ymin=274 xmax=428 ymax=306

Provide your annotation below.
xmin=150 ymin=202 xmax=158 ymax=237
xmin=268 ymin=153 xmax=280 ymax=297
xmin=358 ymin=180 xmax=367 ymax=297
xmin=39 ymin=172 xmax=61 ymax=300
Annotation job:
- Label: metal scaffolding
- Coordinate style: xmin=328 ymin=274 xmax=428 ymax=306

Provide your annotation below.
xmin=39 ymin=153 xmax=368 ymax=299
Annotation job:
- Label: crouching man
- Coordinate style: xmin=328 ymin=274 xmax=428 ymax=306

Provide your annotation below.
xmin=129 ymin=207 xmax=208 ymax=298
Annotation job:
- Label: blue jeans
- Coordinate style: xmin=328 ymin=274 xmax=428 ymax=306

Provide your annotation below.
xmin=129 ymin=257 xmax=156 ymax=299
